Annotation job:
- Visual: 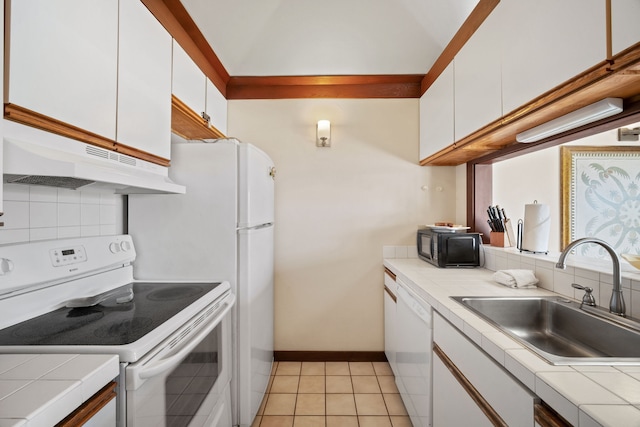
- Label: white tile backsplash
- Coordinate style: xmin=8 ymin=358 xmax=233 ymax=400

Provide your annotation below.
xmin=0 ymin=185 xmax=124 ymax=245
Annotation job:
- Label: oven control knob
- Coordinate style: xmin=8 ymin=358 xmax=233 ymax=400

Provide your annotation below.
xmin=120 ymin=241 xmax=131 ymax=252
xmin=109 ymin=242 xmax=121 ymax=253
xmin=0 ymin=258 xmax=14 ymax=275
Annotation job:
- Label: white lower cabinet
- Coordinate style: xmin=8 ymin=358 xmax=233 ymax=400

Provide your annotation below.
xmin=433 ymin=312 xmax=536 ymax=427
xmin=383 ymin=269 xmax=397 ymax=375
xmin=395 ymin=279 xmax=432 ymax=427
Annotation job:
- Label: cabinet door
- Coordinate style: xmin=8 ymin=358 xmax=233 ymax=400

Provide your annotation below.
xmin=117 ymin=0 xmax=172 ymax=159
xmin=420 ymin=62 xmax=454 ymax=160
xmin=454 ymin=3 xmax=503 ymax=141
xmin=206 ymin=79 xmax=228 ymax=135
xmin=383 ymin=286 xmax=396 ymax=374
xmin=611 ymin=0 xmax=640 ymax=56
xmin=172 ymin=40 xmax=206 ymax=118
xmin=433 ymin=354 xmax=493 ymax=427
xmin=6 ymin=0 xmax=118 ymax=139
xmin=501 ymin=0 xmax=606 ymax=114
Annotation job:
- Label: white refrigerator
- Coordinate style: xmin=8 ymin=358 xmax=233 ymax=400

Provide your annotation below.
xmin=127 ymin=139 xmax=275 ymax=427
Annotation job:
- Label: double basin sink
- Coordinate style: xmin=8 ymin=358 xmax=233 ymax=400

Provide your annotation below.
xmin=453 ymin=296 xmax=640 ymax=365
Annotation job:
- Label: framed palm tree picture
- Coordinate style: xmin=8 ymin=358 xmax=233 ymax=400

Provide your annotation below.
xmin=561 ymin=146 xmax=640 ymax=257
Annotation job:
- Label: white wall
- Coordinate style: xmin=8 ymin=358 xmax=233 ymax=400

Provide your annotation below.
xmin=228 ymin=98 xmax=456 ymax=351
xmin=493 ymin=121 xmax=640 ymax=252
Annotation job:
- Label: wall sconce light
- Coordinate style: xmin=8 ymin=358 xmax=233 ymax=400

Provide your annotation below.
xmin=516 ymin=98 xmax=623 ymax=143
xmin=316 ymin=120 xmax=331 ymax=147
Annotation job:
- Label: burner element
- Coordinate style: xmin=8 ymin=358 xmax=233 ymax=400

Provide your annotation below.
xmin=94 ymin=317 xmax=153 ymax=339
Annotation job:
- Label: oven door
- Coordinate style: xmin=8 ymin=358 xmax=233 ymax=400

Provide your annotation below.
xmin=125 ymin=294 xmax=234 ymax=427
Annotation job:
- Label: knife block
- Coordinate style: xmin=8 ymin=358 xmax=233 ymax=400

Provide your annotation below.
xmin=490 ymin=232 xmax=508 ymax=247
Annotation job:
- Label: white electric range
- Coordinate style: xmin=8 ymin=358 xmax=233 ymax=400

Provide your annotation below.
xmin=0 ymin=235 xmax=235 ymax=427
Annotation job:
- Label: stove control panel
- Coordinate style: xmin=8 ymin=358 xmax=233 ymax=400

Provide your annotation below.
xmin=50 ymin=245 xmax=87 ymax=267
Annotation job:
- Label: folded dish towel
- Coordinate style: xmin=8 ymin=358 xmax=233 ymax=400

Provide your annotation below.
xmin=493 ymin=269 xmax=539 ymax=288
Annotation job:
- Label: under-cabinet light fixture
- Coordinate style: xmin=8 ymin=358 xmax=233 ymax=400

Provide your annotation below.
xmin=516 ymin=98 xmax=623 ymax=143
xmin=316 ymin=120 xmax=331 ymax=147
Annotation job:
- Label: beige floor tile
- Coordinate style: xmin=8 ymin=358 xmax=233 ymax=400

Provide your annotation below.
xmin=376 ymin=376 xmax=399 ymax=394
xmin=293 ymin=415 xmax=325 ymax=427
xmin=295 ymin=394 xmax=325 ymax=415
xmin=326 ymin=362 xmax=350 ymax=375
xmin=350 ymin=362 xmax=375 ymax=375
xmin=352 ymin=376 xmax=381 ymax=393
xmin=326 ymin=376 xmax=353 ymax=393
xmin=251 ymin=415 xmax=262 ymax=427
xmin=277 ymin=361 xmax=302 ymax=375
xmin=354 ymin=394 xmax=388 ymax=416
xmin=264 ymin=394 xmax=297 ymax=415
xmin=266 ymin=375 xmax=274 ymax=393
xmin=326 ymin=416 xmax=358 ymax=427
xmin=373 ymin=362 xmax=394 ymax=376
xmin=298 ymin=375 xmax=325 ymax=393
xmin=271 ymin=375 xmax=300 ymax=393
xmin=390 ymin=415 xmax=413 ymax=427
xmin=301 ymin=362 xmax=325 ymax=375
xmin=270 ymin=362 xmax=279 ymax=376
xmin=359 ymin=416 xmax=393 ymax=427
xmin=261 ymin=415 xmax=294 ymax=427
xmin=383 ymin=394 xmax=408 ymax=416
xmin=326 ymin=393 xmax=357 ymax=415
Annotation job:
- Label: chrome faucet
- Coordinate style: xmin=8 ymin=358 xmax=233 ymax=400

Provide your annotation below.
xmin=556 ymin=237 xmax=625 ymax=317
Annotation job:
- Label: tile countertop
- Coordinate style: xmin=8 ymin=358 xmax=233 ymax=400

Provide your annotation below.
xmin=0 ymin=354 xmax=119 ymax=427
xmin=383 ymin=258 xmax=640 ymax=427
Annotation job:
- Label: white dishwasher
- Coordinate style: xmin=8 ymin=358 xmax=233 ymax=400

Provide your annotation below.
xmin=395 ymin=278 xmax=432 ymax=427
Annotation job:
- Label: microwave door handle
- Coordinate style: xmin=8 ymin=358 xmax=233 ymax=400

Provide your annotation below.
xmin=137 ymin=296 xmax=234 ymax=380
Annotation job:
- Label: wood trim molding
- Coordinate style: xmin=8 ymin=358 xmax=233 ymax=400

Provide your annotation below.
xmin=534 ymin=403 xmax=572 ymax=427
xmin=171 ymin=95 xmax=226 ymax=140
xmin=4 ymin=103 xmax=171 ymax=167
xmin=274 ymin=351 xmax=387 ymax=362
xmin=433 ymin=343 xmax=508 ymax=427
xmin=384 ymin=285 xmax=397 ymax=303
xmin=55 ymin=382 xmax=117 ymax=427
xmin=421 ymin=0 xmax=500 ymax=94
xmin=226 ymin=75 xmax=424 ymax=100
xmin=142 ymin=0 xmax=230 ymax=96
xmin=383 ymin=267 xmax=396 ymax=281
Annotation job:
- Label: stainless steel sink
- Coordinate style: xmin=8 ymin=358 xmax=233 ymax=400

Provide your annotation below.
xmin=452 ymin=296 xmax=640 ymax=365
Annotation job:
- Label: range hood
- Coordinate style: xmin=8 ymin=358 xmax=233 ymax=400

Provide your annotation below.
xmin=3 ymin=122 xmax=185 ymax=194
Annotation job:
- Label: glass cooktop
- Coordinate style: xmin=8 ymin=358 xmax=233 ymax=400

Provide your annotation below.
xmin=0 ymin=282 xmax=222 ymax=346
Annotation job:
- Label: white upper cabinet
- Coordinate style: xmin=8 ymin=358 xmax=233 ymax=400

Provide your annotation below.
xmin=611 ymin=0 xmax=640 ymax=56
xmin=206 ymin=79 xmax=228 ymax=135
xmin=117 ymin=0 xmax=172 ymax=160
xmin=420 ymin=62 xmax=454 ymax=160
xmin=172 ymin=41 xmax=207 ymax=118
xmin=6 ymin=0 xmax=118 ymax=139
xmin=454 ymin=3 xmax=503 ymax=141
xmin=501 ymin=0 xmax=606 ymax=114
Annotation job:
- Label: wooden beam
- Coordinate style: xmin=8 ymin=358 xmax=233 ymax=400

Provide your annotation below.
xmin=226 ymin=75 xmax=424 ymax=99
xmin=142 ymin=0 xmax=230 ymax=96
xmin=421 ymin=0 xmax=500 ymax=94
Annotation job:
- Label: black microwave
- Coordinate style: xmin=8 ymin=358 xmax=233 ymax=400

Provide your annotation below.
xmin=417 ymin=228 xmax=481 ymax=268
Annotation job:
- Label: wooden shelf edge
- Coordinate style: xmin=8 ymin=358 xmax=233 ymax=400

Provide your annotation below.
xmin=4 ymin=103 xmax=170 ymax=167
xmin=171 ymin=95 xmax=226 ymax=140
xmin=55 ymin=382 xmax=117 ymax=427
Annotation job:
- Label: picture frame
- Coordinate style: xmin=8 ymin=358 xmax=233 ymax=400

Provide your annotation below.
xmin=561 ymin=145 xmax=640 ymax=257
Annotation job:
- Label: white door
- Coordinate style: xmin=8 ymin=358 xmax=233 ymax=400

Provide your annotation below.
xmin=238 ymin=144 xmax=275 ymax=228
xmin=237 ymin=224 xmax=274 ymax=426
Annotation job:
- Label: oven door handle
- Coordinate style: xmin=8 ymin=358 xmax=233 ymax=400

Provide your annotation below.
xmin=137 ymin=295 xmax=234 ymax=380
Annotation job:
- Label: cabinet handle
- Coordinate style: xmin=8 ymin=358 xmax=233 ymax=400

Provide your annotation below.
xmin=433 ymin=343 xmax=508 ymax=427
xmin=384 ymin=285 xmax=396 ymax=303
xmin=383 ymin=267 xmax=396 ymax=281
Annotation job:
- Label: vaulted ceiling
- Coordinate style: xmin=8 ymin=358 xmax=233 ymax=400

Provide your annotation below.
xmin=179 ymin=0 xmax=479 ymax=77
